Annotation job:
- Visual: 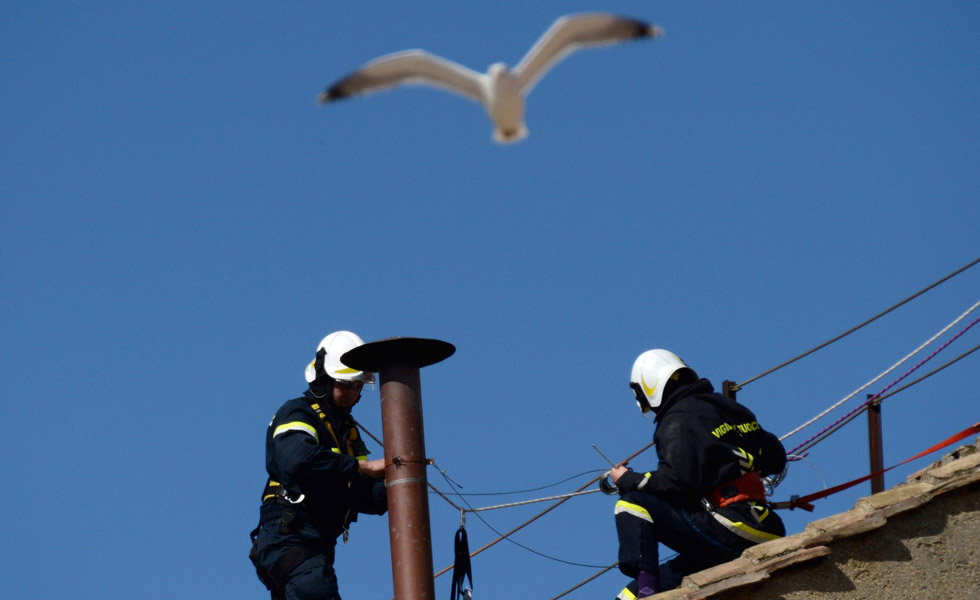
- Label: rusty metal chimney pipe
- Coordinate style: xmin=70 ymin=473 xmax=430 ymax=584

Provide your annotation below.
xmin=341 ymin=337 xmax=455 ymax=600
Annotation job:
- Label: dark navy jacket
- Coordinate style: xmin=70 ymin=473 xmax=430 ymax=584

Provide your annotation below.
xmin=260 ymin=390 xmax=387 ymax=541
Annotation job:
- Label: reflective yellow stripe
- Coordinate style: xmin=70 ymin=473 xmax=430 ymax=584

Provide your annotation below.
xmin=355 ymin=455 xmax=368 ymax=461
xmin=733 ymin=447 xmax=755 ymax=472
xmin=311 ymin=402 xmax=365 ymax=458
xmin=615 ymin=500 xmax=653 ymax=523
xmin=263 ymin=480 xmax=281 ymax=502
xmin=323 ymin=420 xmax=343 ymax=451
xmin=617 ymin=586 xmax=637 ymax=600
xmin=712 ymin=512 xmax=782 ymax=543
xmin=273 ymin=421 xmax=318 ymax=442
xmin=636 ymin=472 xmax=653 ymax=490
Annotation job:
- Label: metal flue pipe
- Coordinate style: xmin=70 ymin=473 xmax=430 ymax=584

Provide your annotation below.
xmin=341 ymin=337 xmax=455 ymax=600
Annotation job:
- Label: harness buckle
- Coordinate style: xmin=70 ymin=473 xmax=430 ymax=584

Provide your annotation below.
xmin=275 ymin=485 xmax=306 ymax=505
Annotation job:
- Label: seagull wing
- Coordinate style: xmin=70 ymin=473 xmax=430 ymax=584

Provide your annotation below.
xmin=318 ymin=49 xmax=486 ymax=105
xmin=513 ymin=13 xmax=661 ymax=95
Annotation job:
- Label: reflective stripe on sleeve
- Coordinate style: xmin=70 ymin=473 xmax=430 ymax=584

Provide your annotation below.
xmin=636 ymin=472 xmax=653 ymax=490
xmin=615 ymin=500 xmax=653 ymax=524
xmin=273 ymin=421 xmax=319 ymax=443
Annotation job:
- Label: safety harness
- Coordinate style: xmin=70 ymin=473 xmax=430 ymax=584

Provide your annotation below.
xmin=706 ymin=471 xmax=768 ymax=509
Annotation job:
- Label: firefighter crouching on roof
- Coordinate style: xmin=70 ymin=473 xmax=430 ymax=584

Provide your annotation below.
xmin=250 ymin=331 xmax=388 ymax=600
xmin=610 ymin=350 xmax=787 ymax=599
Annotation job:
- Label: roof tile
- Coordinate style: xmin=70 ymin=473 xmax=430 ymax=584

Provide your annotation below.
xmin=640 ymin=441 xmax=980 ymax=599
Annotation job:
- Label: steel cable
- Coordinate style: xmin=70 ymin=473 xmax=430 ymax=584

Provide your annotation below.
xmin=788 ymin=339 xmax=980 ymax=457
xmin=732 ymin=256 xmax=980 ymax=393
xmin=780 ymin=298 xmax=980 ymax=442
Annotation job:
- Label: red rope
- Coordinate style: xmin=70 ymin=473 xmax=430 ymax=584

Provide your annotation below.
xmin=773 ymin=420 xmax=980 ymax=511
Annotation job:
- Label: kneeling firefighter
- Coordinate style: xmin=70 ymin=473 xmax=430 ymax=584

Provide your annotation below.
xmin=611 ymin=349 xmax=787 ymax=599
xmin=250 ymin=331 xmax=388 ymax=600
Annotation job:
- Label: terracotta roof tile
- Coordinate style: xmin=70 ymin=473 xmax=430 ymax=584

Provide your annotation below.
xmin=639 ymin=440 xmax=980 ymax=599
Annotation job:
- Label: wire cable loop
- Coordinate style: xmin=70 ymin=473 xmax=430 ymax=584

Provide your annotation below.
xmin=431 ymin=460 xmax=611 ymax=569
xmin=432 ymin=440 xmax=655 ymax=579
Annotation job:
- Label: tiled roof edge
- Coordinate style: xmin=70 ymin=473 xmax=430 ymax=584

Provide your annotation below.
xmin=643 ymin=439 xmax=980 ymax=599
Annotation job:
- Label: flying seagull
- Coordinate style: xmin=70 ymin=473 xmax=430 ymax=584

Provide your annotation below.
xmin=318 ymin=12 xmax=663 ymax=144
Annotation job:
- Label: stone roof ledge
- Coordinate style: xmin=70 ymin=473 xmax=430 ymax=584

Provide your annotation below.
xmin=643 ymin=436 xmax=980 ymax=600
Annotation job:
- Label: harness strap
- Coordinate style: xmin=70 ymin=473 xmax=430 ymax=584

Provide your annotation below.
xmin=309 ymin=402 xmax=367 ymax=459
xmin=450 ymin=525 xmax=473 ymax=600
xmin=707 ymin=471 xmax=767 ymax=509
xmin=249 ymin=526 xmax=325 ymax=596
xmin=268 ymin=545 xmax=323 ymax=591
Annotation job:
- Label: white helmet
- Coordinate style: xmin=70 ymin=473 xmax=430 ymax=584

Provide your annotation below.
xmin=630 ymin=349 xmax=697 ymax=415
xmin=304 ymin=330 xmax=376 ymax=385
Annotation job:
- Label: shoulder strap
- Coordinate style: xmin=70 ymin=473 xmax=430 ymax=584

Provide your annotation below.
xmin=308 ymin=402 xmax=368 ymax=459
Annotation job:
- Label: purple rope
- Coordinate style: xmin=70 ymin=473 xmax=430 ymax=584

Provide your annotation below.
xmin=787 ymin=315 xmax=980 ymax=458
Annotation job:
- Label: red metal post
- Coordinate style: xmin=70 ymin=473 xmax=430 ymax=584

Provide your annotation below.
xmin=341 ymin=337 xmax=455 ymax=600
xmin=867 ymin=394 xmax=885 ymax=494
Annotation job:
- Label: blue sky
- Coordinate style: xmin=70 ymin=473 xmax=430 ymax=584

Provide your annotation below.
xmin=2 ymin=2 xmax=978 ymax=599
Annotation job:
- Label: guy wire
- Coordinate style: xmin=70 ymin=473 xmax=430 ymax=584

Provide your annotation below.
xmin=547 ymin=563 xmax=619 ymax=600
xmin=788 ymin=339 xmax=980 ymax=457
xmin=732 ymin=255 xmax=980 ymax=392
xmin=780 ymin=298 xmax=980 ymax=442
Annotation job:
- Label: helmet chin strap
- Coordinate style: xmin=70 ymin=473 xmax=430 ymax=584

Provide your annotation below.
xmin=631 ymin=381 xmax=657 ymax=413
xmin=314 ymin=380 xmax=362 ymax=413
xmin=309 ymin=374 xmax=331 ymax=399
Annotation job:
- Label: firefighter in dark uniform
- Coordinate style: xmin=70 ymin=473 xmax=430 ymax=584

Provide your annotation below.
xmin=250 ymin=331 xmax=388 ymax=600
xmin=610 ymin=349 xmax=787 ymax=598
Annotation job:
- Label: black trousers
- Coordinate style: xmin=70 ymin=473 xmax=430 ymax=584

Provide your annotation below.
xmin=254 ymin=508 xmax=341 ymax=600
xmin=614 ymin=491 xmax=750 ymax=593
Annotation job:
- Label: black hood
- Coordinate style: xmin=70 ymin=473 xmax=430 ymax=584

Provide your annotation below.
xmin=654 ymin=378 xmax=715 ymax=422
